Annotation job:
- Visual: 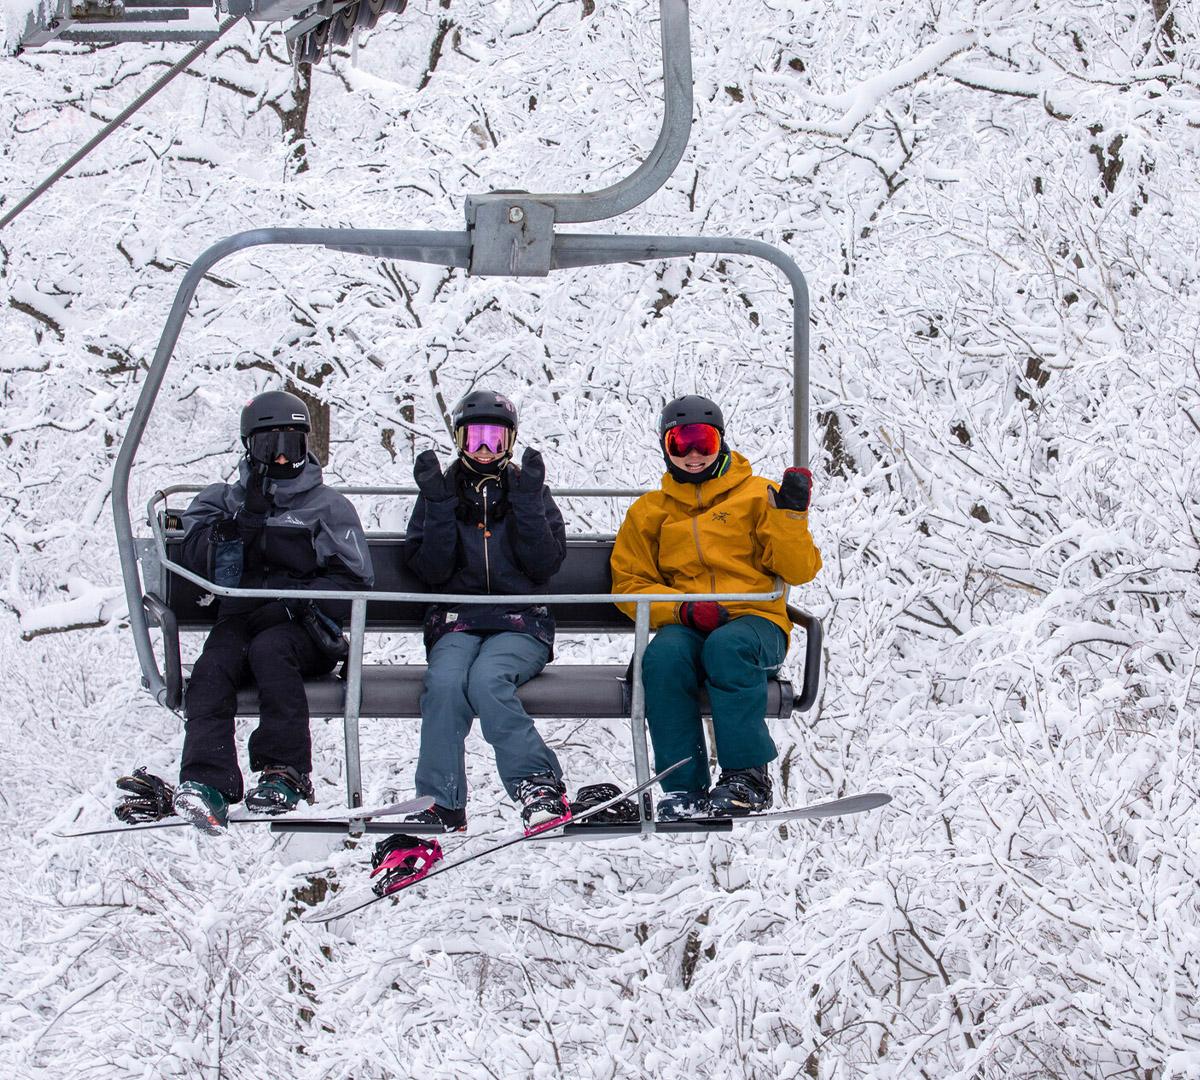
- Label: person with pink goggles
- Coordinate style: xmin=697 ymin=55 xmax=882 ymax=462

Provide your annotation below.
xmin=398 ymin=389 xmax=572 ymax=837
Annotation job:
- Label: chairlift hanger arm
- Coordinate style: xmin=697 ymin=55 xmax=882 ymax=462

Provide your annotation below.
xmin=465 ymin=0 xmax=693 ymax=230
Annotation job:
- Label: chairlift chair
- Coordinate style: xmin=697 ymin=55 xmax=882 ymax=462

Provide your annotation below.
xmin=15 ymin=0 xmax=387 ymax=50
xmin=111 ymin=0 xmax=823 ymax=836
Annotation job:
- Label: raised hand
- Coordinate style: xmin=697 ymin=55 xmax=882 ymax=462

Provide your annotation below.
xmin=773 ymin=467 xmax=812 ymax=512
xmin=240 ymin=463 xmax=273 ymax=522
xmin=512 ymin=447 xmax=546 ymax=496
xmin=413 ymin=449 xmax=456 ymax=503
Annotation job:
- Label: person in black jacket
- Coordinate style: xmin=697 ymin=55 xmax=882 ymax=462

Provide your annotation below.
xmin=126 ymin=390 xmax=374 ymax=834
xmin=402 ymin=390 xmax=570 ymax=835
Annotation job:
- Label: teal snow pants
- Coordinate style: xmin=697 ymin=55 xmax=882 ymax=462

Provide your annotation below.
xmin=641 ymin=615 xmax=788 ymax=794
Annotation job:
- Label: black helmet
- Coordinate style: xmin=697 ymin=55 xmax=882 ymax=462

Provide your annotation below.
xmin=658 ymin=394 xmax=724 ymax=437
xmin=240 ymin=390 xmax=311 ymax=480
xmin=240 ymin=390 xmax=311 ymax=443
xmin=451 ymin=389 xmax=519 ymax=433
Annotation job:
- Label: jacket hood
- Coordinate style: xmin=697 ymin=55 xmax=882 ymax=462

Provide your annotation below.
xmin=236 ymin=453 xmax=324 ymax=506
xmin=660 ymin=451 xmax=753 ymax=509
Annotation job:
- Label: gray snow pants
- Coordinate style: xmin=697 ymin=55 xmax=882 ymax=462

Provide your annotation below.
xmin=415 ymin=631 xmax=561 ymax=809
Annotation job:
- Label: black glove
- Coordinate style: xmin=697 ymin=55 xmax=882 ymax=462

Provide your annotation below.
xmin=288 ymin=599 xmax=350 ymax=661
xmin=413 ymin=450 xmax=456 ymax=503
xmin=774 ymin=467 xmax=812 ymax=512
xmin=114 ymin=767 xmax=175 ymax=825
xmin=240 ymin=463 xmax=273 ymax=524
xmin=511 ymin=447 xmax=545 ymax=497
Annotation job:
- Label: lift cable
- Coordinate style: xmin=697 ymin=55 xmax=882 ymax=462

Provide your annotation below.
xmin=0 ymin=14 xmax=244 ymax=233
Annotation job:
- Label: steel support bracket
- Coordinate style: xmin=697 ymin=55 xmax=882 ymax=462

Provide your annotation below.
xmin=465 ymin=193 xmax=556 ymax=277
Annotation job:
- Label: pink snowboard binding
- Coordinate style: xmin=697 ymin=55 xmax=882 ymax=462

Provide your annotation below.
xmin=523 ymin=804 xmax=572 ymax=837
xmin=518 ymin=779 xmax=573 ymax=837
xmin=370 ymin=834 xmax=444 ymax=897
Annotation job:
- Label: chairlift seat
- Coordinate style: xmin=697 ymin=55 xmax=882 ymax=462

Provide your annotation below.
xmin=148 ymin=535 xmax=801 ymax=720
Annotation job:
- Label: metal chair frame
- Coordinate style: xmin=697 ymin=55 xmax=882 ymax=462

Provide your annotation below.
xmin=111 ymin=0 xmax=820 ymax=833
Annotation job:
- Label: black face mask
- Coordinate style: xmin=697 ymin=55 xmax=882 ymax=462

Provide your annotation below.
xmin=663 ymin=440 xmax=732 ymax=485
xmin=247 ymin=430 xmax=308 ymax=479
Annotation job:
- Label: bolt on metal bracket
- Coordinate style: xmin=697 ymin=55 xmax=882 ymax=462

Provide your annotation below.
xmin=466 ymin=194 xmax=556 ymax=277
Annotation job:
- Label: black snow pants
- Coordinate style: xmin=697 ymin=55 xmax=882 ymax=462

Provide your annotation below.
xmin=181 ymin=602 xmax=335 ymax=801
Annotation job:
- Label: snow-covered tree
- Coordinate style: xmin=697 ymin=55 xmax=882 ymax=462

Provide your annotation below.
xmin=1 ymin=1 xmax=1198 ymax=1076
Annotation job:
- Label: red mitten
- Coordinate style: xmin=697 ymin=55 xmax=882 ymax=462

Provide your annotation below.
xmin=678 ymin=601 xmax=731 ymax=634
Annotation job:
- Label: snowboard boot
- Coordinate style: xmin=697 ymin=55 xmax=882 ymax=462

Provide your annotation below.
xmin=657 ymin=791 xmax=712 ymax=822
xmin=404 ymin=804 xmax=467 ymax=833
xmin=708 ymin=765 xmax=772 ymax=816
xmin=569 ymin=782 xmax=639 ymax=826
xmin=514 ymin=774 xmax=572 ymax=836
xmin=173 ymin=781 xmax=229 ymax=835
xmin=244 ymin=766 xmax=314 ymax=816
xmin=114 ymin=767 xmax=175 ymax=825
xmin=369 ymin=834 xmax=444 ymax=897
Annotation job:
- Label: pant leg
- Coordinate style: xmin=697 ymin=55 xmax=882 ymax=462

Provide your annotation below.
xmin=641 ymin=624 xmax=709 ymax=793
xmin=181 ymin=616 xmax=253 ymax=800
xmin=245 ymin=620 xmax=332 ymax=777
xmin=415 ymin=633 xmax=483 ymax=810
xmin=701 ymin=615 xmax=788 ymax=771
xmin=468 ymin=632 xmax=557 ymax=800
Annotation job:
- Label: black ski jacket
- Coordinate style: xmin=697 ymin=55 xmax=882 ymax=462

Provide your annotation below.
xmin=404 ymin=458 xmax=566 ymax=655
xmin=180 ymin=456 xmax=374 ymax=621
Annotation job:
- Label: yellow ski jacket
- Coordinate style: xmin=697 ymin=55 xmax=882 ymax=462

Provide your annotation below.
xmin=610 ymin=452 xmax=822 ymax=645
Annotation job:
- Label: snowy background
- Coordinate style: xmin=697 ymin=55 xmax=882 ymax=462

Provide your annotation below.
xmin=1 ymin=0 xmax=1199 ymax=1076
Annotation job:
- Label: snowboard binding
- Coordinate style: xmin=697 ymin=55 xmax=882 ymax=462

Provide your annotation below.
xmin=369 ymin=834 xmax=444 ymax=897
xmin=569 ymin=783 xmax=639 ymax=825
xmin=114 ymin=767 xmax=176 ymax=825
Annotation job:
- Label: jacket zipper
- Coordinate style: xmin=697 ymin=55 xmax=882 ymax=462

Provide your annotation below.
xmin=692 ymin=487 xmax=717 ymax=595
xmin=482 ymin=483 xmax=492 ymax=593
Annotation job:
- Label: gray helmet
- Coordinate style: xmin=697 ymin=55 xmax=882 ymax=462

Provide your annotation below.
xmin=240 ymin=390 xmax=311 ymax=444
xmin=451 ymin=389 xmax=518 ymax=433
xmin=658 ymin=394 xmax=724 ymax=437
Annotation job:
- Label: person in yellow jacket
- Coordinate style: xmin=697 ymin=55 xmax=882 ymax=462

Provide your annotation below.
xmin=610 ymin=395 xmax=822 ymax=819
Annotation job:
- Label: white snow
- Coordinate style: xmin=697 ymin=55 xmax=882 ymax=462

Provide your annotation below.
xmin=1 ymin=0 xmax=1199 ymax=1076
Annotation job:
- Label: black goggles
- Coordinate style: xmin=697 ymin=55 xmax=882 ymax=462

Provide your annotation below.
xmin=248 ymin=429 xmax=308 ymax=466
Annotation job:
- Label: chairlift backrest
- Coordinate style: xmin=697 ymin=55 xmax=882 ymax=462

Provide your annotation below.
xmin=159 ymin=533 xmax=631 ymax=634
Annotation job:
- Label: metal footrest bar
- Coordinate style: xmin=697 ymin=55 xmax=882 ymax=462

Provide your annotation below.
xmin=58 ymin=27 xmax=219 ymax=40
xmin=270 ymin=819 xmax=406 ymax=835
xmin=551 ymin=819 xmax=735 ymax=839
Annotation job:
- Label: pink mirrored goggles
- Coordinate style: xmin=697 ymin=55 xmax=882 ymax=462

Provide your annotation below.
xmin=460 ymin=422 xmax=513 ymax=455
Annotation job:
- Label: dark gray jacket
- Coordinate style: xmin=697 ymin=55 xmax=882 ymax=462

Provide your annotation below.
xmin=405 ymin=459 xmax=566 ymax=654
xmin=180 ymin=456 xmax=373 ymax=620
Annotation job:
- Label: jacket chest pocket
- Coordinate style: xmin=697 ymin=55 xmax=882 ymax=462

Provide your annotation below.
xmin=263 ymin=524 xmax=319 ymax=575
xmin=456 ymin=521 xmax=488 ymax=588
xmin=659 ymin=516 xmax=708 ymax=581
